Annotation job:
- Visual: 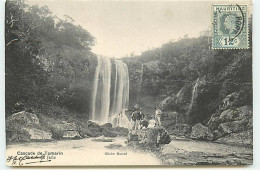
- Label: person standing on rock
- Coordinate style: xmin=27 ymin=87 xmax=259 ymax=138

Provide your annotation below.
xmin=136 ymin=108 xmax=145 ymax=129
xmin=131 ymin=108 xmax=145 ymax=130
xmin=154 ymin=107 xmax=162 ymax=127
xmin=131 ymin=110 xmax=138 ymax=130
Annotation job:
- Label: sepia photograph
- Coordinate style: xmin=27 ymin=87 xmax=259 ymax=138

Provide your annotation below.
xmin=5 ymin=0 xmax=253 ymax=166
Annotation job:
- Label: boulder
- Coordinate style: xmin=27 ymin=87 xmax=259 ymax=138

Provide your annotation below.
xmin=87 ymin=121 xmax=101 ymax=129
xmin=22 ymin=128 xmax=52 ymax=141
xmin=220 ymin=92 xmax=239 ymax=110
xmin=6 ymin=111 xmax=52 ymax=142
xmin=7 ymin=111 xmax=40 ymax=127
xmin=6 ymin=129 xmax=31 ymax=142
xmin=216 ymin=130 xmax=253 ymax=146
xmin=127 ymin=127 xmax=171 ymax=145
xmin=81 ymin=121 xmax=102 ymax=137
xmin=217 ymin=118 xmax=249 ymax=135
xmin=92 ymin=135 xmax=115 ymax=142
xmin=62 ymin=131 xmax=81 ymax=139
xmin=157 ymin=128 xmax=171 ymax=144
xmin=219 ymin=109 xmax=239 ymax=122
xmin=101 ymin=123 xmax=113 ymax=129
xmin=235 ymin=106 xmax=253 ymax=120
xmin=207 ymin=113 xmax=222 ymax=131
xmin=101 ymin=128 xmax=117 ymax=137
xmin=78 ymin=121 xmax=128 ymax=138
xmin=51 ymin=122 xmax=82 ymax=139
xmin=219 ymin=105 xmax=252 ymax=122
xmin=207 ymin=105 xmax=252 ymax=132
xmin=52 ymin=122 xmax=77 ymax=131
xmin=134 ymin=128 xmax=159 ymax=144
xmin=190 ymin=123 xmax=213 ymax=141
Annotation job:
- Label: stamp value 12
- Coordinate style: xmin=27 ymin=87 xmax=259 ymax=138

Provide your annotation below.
xmin=212 ymin=4 xmax=249 ymax=49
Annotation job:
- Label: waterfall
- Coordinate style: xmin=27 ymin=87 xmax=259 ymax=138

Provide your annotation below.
xmin=91 ymin=55 xmax=112 ymax=122
xmin=110 ymin=60 xmax=130 ymax=128
xmin=91 ymin=56 xmax=130 ymax=127
xmin=187 ymin=78 xmax=200 ymax=117
xmin=110 ymin=60 xmax=129 ymax=115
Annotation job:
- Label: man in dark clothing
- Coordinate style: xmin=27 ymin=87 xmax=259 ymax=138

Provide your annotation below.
xmin=131 ymin=108 xmax=145 ymax=130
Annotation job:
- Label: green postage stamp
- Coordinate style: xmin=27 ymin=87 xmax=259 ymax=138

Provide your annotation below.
xmin=212 ymin=4 xmax=249 ymax=49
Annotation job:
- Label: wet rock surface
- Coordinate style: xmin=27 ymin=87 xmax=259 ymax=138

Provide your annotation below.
xmin=159 ymin=139 xmax=253 ymax=165
xmin=92 ymin=135 xmax=115 ymax=142
xmin=190 ymin=123 xmax=213 ymax=141
xmin=216 ymin=129 xmax=253 ymax=146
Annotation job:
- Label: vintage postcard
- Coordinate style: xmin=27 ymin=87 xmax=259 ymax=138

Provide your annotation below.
xmin=5 ymin=0 xmax=253 ymax=166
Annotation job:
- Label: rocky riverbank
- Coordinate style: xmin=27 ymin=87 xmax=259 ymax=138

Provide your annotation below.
xmin=158 ymin=138 xmax=253 ymax=165
xmin=125 ymin=127 xmax=252 ymax=165
xmin=6 ymin=111 xmax=253 ymax=166
xmin=6 ymin=111 xmax=129 ymax=143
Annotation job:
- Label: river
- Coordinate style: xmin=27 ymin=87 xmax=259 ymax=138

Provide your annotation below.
xmin=6 ymin=137 xmax=253 ymax=166
xmin=6 ymin=137 xmax=161 ymax=166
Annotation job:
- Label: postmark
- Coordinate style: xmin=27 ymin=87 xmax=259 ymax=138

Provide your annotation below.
xmin=212 ymin=4 xmax=249 ymax=49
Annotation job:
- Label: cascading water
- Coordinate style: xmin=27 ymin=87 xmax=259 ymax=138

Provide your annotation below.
xmin=110 ymin=60 xmax=129 ymax=115
xmin=110 ymin=60 xmax=130 ymax=128
xmin=91 ymin=55 xmax=111 ymax=123
xmin=187 ymin=78 xmax=200 ymax=118
xmin=91 ymin=56 xmax=130 ymax=128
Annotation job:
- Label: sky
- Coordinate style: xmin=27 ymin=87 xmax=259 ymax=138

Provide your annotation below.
xmin=27 ymin=0 xmax=214 ymax=58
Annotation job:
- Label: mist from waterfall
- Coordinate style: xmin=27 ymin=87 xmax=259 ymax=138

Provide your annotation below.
xmin=91 ymin=56 xmax=130 ymax=127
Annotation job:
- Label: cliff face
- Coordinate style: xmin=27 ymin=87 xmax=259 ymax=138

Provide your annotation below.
xmin=124 ymin=36 xmax=252 ymax=145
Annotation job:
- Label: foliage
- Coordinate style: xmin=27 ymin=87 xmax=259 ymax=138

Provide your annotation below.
xmin=5 ymin=0 xmax=96 ymax=117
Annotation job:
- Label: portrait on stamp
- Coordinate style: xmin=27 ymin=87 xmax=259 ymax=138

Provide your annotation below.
xmin=212 ymin=4 xmax=249 ymax=49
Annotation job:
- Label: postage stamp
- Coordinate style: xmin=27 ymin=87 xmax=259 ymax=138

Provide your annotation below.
xmin=212 ymin=4 xmax=249 ymax=49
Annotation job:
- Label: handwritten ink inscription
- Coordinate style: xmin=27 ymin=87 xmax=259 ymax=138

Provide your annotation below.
xmin=6 ymin=151 xmax=63 ymax=166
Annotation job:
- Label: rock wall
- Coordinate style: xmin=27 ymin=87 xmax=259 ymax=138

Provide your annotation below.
xmin=158 ymin=77 xmax=252 ymax=146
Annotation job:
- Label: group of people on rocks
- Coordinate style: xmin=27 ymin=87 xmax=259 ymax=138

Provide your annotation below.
xmin=130 ymin=104 xmax=162 ymax=130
